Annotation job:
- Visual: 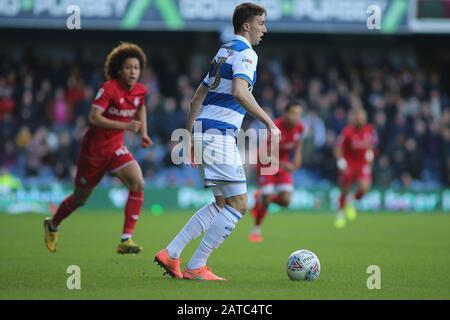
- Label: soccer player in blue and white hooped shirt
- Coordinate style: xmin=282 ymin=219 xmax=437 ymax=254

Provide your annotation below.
xmin=155 ymin=3 xmax=281 ymax=280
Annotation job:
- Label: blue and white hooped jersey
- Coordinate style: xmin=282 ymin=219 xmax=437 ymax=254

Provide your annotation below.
xmin=194 ymin=35 xmax=258 ymax=137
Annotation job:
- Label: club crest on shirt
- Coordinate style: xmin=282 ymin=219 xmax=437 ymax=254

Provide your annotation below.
xmin=236 ymin=165 xmax=244 ymax=178
xmin=120 ymin=97 xmax=124 ymax=104
xmin=134 ymin=97 xmax=140 ymax=107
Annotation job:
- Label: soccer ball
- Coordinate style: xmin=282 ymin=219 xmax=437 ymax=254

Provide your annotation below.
xmin=286 ymin=249 xmax=320 ymax=281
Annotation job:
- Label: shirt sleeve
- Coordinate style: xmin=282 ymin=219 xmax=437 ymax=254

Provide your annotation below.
xmin=92 ymin=84 xmax=114 ymax=111
xmin=201 ymin=73 xmax=209 ymax=88
xmin=232 ymin=49 xmax=258 ymax=86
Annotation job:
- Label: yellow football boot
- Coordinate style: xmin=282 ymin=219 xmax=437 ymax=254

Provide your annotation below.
xmin=117 ymin=238 xmax=143 ymax=254
xmin=334 ymin=211 xmax=347 ymax=229
xmin=43 ymin=218 xmax=58 ymax=253
xmin=345 ymin=203 xmax=357 ymax=221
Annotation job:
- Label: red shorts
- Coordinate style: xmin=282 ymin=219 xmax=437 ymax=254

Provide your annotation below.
xmin=339 ymin=164 xmax=372 ymax=188
xmin=256 ymin=167 xmax=293 ymax=194
xmin=75 ymin=145 xmax=136 ymax=189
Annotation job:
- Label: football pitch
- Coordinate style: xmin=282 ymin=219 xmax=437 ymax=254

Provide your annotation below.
xmin=0 ymin=210 xmax=449 ymax=300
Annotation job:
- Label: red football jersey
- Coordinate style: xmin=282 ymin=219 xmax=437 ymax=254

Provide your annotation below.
xmin=80 ymin=79 xmax=147 ymax=157
xmin=258 ymin=117 xmax=304 ymax=167
xmin=337 ymin=124 xmax=377 ymax=167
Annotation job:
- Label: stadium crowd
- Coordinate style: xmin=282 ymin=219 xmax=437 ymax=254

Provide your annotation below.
xmin=1 ymin=46 xmax=449 ymax=189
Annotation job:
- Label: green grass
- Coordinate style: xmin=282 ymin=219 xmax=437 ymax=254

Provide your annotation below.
xmin=0 ymin=210 xmax=449 ymax=299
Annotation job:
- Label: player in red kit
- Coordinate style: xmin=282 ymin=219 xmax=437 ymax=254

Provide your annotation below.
xmin=43 ymin=43 xmax=153 ymax=253
xmin=250 ymin=101 xmax=304 ymax=242
xmin=334 ymin=108 xmax=377 ymax=228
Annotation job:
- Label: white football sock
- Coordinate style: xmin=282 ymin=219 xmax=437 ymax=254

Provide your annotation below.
xmin=252 ymin=225 xmax=261 ymax=235
xmin=166 ymin=202 xmax=221 ymax=259
xmin=121 ymin=233 xmax=132 ymax=241
xmin=187 ymin=205 xmax=242 ymax=270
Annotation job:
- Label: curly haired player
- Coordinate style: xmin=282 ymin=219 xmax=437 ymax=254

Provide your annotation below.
xmin=44 ymin=42 xmax=152 ymax=254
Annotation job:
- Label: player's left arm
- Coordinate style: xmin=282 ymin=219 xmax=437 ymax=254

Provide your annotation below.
xmin=280 ymin=141 xmax=302 ymax=172
xmin=292 ymin=140 xmax=303 ymax=169
xmin=136 ymin=104 xmax=153 ymax=148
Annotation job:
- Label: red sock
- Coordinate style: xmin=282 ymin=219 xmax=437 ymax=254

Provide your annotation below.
xmin=339 ymin=194 xmax=346 ymax=209
xmin=52 ymin=195 xmax=79 ymax=227
xmin=354 ymin=189 xmax=365 ymax=200
xmin=270 ymin=195 xmax=285 ymax=206
xmin=254 ymin=204 xmax=268 ymax=226
xmin=252 ymin=194 xmax=268 ymax=226
xmin=123 ymin=191 xmax=143 ymax=237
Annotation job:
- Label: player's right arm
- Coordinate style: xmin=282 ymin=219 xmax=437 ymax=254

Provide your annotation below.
xmin=88 ymin=107 xmax=141 ymax=132
xmin=186 ymin=84 xmax=209 ymax=133
xmin=185 ymin=82 xmax=209 ymax=166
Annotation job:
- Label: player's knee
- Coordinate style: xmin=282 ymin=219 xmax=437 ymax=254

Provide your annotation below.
xmin=215 ymin=197 xmax=226 ymax=209
xmin=362 ymin=184 xmax=371 ymax=193
xmin=279 ymin=201 xmax=289 ymax=207
xmin=236 ymin=202 xmax=247 ymax=215
xmin=235 ymin=198 xmax=248 ymax=214
xmin=226 ymin=197 xmax=247 ymax=215
xmin=129 ymin=179 xmax=145 ymax=192
xmin=279 ymin=196 xmax=291 ymax=207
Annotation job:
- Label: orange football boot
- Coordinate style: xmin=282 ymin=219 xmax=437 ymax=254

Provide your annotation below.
xmin=249 ymin=232 xmax=263 ymax=243
xmin=182 ymin=266 xmax=226 ymax=281
xmin=154 ymin=249 xmax=183 ymax=279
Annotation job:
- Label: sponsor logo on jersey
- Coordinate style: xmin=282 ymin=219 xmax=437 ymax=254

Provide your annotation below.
xmin=242 ymin=57 xmax=253 ymax=70
xmin=236 ymin=165 xmax=244 ymax=177
xmin=108 ymin=107 xmax=136 ymax=118
xmin=351 ymin=137 xmax=372 ymax=149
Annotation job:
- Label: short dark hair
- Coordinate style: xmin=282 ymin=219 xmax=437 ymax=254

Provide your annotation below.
xmin=104 ymin=42 xmax=147 ymax=80
xmin=232 ymin=2 xmax=267 ymax=33
xmin=285 ymin=100 xmax=303 ymax=112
